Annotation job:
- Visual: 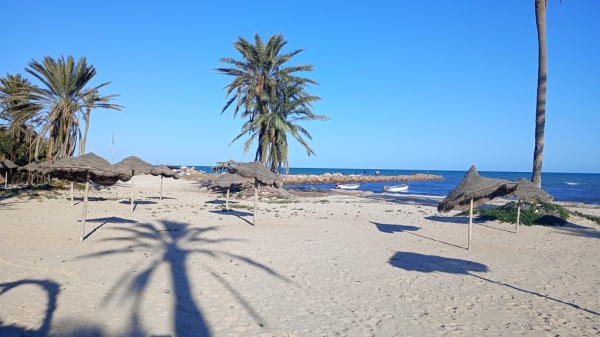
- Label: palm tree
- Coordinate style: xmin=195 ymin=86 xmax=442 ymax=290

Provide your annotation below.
xmin=532 ymin=0 xmax=547 ymax=187
xmin=79 ymin=88 xmax=123 ymax=155
xmin=230 ymin=83 xmax=328 ymax=173
xmin=0 ymin=74 xmax=40 ymax=163
xmin=216 ymin=34 xmax=325 ymax=172
xmin=24 ymin=55 xmax=112 ymax=161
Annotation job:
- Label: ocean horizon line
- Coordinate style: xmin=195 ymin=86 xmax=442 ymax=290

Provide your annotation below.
xmin=175 ymin=165 xmax=600 ymax=175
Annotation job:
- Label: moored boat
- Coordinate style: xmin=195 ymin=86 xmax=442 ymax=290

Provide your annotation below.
xmin=335 ymin=183 xmax=360 ymax=190
xmin=383 ymin=184 xmax=409 ymax=192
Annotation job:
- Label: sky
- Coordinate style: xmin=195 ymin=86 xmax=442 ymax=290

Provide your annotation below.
xmin=2 ymin=1 xmax=599 ymax=173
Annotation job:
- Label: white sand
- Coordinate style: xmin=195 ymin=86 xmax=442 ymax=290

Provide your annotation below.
xmin=1 ymin=175 xmax=599 ymax=336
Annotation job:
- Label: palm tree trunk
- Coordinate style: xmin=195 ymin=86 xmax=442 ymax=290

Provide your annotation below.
xmin=532 ymin=0 xmax=547 ymax=188
xmin=80 ymin=111 xmax=90 ymax=155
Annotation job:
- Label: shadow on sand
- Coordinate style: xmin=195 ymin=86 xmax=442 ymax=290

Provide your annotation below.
xmin=80 ymin=220 xmax=291 ymax=336
xmin=146 ymin=196 xmax=176 ymax=200
xmin=0 ymin=279 xmax=106 ymax=336
xmin=389 ymin=251 xmax=599 ymax=316
xmin=209 ymin=209 xmax=254 ymax=225
xmin=372 ymin=221 xmax=464 ymax=249
xmin=205 ymin=199 xmax=239 ymax=205
xmin=370 ymin=221 xmax=420 ymax=234
xmin=82 ymin=216 xmax=138 ymax=240
xmin=552 ymin=222 xmax=600 ymax=239
xmin=365 ymin=194 xmax=441 ymax=207
xmin=119 ymin=200 xmax=157 ymax=206
xmin=425 ymin=215 xmax=485 ymax=225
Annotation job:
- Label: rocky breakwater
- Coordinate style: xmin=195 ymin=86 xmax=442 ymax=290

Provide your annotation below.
xmin=281 ymin=172 xmax=444 ymax=185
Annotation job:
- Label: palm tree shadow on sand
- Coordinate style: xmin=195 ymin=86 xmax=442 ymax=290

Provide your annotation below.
xmin=0 ymin=279 xmax=107 ymax=336
xmin=81 ymin=220 xmax=291 ymax=336
xmin=389 ymin=251 xmax=599 ymax=316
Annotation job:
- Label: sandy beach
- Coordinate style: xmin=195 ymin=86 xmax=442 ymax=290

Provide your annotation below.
xmin=1 ymin=175 xmax=599 ymax=336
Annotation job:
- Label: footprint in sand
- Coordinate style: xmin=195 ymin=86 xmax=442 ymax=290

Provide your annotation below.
xmin=520 ymin=323 xmax=533 ymax=330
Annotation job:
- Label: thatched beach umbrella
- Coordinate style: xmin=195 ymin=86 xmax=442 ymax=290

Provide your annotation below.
xmin=0 ymin=159 xmax=18 ymax=188
xmin=18 ymin=161 xmax=39 ymax=173
xmin=115 ymin=156 xmax=154 ymax=213
xmin=212 ymin=159 xmax=239 ymax=173
xmin=150 ymin=165 xmax=180 ymax=200
xmin=49 ymin=153 xmax=132 ymax=241
xmin=212 ymin=173 xmax=249 ymax=210
xmin=509 ymin=178 xmax=554 ymax=233
xmin=437 ymin=166 xmax=517 ymax=250
xmin=228 ymin=161 xmax=283 ymax=225
xmin=18 ymin=162 xmax=41 ymax=186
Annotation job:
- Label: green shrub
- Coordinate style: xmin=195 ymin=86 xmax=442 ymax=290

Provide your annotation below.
xmin=457 ymin=201 xmax=568 ymax=226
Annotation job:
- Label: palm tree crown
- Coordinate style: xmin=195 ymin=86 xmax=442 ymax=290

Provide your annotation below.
xmin=216 ymin=34 xmax=328 ymax=173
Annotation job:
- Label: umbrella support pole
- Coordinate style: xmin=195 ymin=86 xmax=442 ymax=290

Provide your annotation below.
xmin=160 ymin=176 xmax=163 ymax=201
xmin=516 ymin=201 xmax=521 ymax=234
xmin=253 ymin=179 xmax=258 ymax=225
xmin=226 ymin=187 xmax=230 ymax=210
xmin=4 ymin=171 xmax=7 ymax=188
xmin=468 ymin=198 xmax=473 ymax=250
xmin=80 ymin=178 xmax=90 ymax=241
xmin=71 ymin=182 xmax=74 ymax=206
xmin=131 ymin=173 xmax=135 ymax=213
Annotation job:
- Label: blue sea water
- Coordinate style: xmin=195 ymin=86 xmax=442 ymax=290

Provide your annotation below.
xmin=191 ymin=166 xmax=600 ymax=205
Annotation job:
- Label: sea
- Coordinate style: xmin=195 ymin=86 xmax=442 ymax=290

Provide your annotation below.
xmin=190 ymin=166 xmax=600 ymax=205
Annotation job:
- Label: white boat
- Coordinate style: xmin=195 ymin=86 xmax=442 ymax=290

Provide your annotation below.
xmin=383 ymin=184 xmax=409 ymax=192
xmin=335 ymin=183 xmax=360 ymax=190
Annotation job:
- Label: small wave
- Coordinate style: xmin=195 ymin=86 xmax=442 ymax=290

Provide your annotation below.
xmin=564 ymin=182 xmax=580 ymax=186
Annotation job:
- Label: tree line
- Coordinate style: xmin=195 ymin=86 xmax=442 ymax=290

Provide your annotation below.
xmin=0 ymin=56 xmax=121 ymax=167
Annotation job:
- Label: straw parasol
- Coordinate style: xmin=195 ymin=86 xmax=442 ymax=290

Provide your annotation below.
xmin=115 ymin=156 xmax=155 ymax=213
xmin=0 ymin=159 xmax=18 ymax=188
xmin=48 ymin=153 xmax=132 ymax=241
xmin=228 ymin=161 xmax=284 ymax=225
xmin=437 ymin=165 xmax=517 ymax=250
xmin=212 ymin=159 xmax=239 ymax=173
xmin=212 ymin=173 xmax=249 ymax=210
xmin=509 ymin=178 xmax=554 ymax=233
xmin=17 ymin=162 xmax=39 ymax=173
xmin=18 ymin=162 xmax=41 ymax=186
xmin=150 ymin=165 xmax=180 ymax=200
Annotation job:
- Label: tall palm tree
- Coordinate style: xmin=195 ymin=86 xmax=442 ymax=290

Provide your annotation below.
xmin=230 ymin=83 xmax=328 ymax=173
xmin=24 ymin=55 xmax=110 ymax=161
xmin=532 ymin=0 xmax=547 ymax=187
xmin=79 ymin=88 xmax=123 ymax=155
xmin=216 ymin=34 xmax=326 ymax=172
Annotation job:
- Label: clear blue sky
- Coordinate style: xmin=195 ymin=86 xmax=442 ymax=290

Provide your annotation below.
xmin=2 ymin=1 xmax=598 ymax=173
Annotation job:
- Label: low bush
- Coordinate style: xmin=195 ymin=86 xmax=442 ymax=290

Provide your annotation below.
xmin=457 ymin=201 xmax=568 ymax=226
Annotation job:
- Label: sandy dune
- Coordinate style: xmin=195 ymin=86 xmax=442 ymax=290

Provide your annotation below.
xmin=1 ymin=175 xmax=599 ymax=336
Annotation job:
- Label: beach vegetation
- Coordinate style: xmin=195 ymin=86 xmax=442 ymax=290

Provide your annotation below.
xmin=230 ymin=204 xmax=253 ymax=210
xmin=458 ymin=201 xmax=569 ymax=226
xmin=0 ymin=56 xmax=121 ymax=165
xmin=216 ymin=34 xmax=329 ymax=173
xmin=570 ymin=211 xmax=600 ymax=226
